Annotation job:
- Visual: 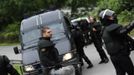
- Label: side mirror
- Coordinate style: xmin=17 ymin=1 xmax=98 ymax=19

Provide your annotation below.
xmin=13 ymin=47 xmax=19 ymax=54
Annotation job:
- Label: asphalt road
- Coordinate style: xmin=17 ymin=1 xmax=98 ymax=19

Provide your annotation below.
xmin=82 ymin=44 xmax=134 ymax=75
xmin=0 ymin=45 xmax=22 ymax=60
xmin=0 ymin=44 xmax=134 ymax=75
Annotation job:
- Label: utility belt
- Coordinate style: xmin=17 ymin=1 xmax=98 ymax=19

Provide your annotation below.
xmin=128 ymin=40 xmax=134 ymax=51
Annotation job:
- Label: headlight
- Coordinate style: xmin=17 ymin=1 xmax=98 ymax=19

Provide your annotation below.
xmin=63 ymin=53 xmax=73 ymax=61
xmin=24 ymin=65 xmax=35 ymax=72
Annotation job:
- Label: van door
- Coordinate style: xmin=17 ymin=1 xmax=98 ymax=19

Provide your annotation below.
xmin=20 ymin=15 xmax=41 ymax=64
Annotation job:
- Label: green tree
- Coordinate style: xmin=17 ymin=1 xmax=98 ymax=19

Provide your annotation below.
xmin=69 ymin=0 xmax=98 ymax=13
xmin=0 ymin=0 xmax=18 ymax=30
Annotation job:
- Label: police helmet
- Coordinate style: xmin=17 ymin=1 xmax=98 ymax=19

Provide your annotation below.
xmin=99 ymin=9 xmax=115 ymax=19
xmin=99 ymin=9 xmax=117 ymax=26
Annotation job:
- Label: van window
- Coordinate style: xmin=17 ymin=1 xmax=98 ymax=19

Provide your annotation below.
xmin=22 ymin=29 xmax=41 ymax=49
xmin=49 ymin=23 xmax=66 ymax=41
xmin=47 ymin=23 xmax=71 ymax=54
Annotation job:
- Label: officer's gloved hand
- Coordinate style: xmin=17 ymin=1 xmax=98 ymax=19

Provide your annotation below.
xmin=124 ymin=20 xmax=134 ymax=34
xmin=54 ymin=64 xmax=62 ymax=70
xmin=130 ymin=20 xmax=134 ymax=28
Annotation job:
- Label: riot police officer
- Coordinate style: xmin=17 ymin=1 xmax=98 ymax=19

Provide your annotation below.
xmin=0 ymin=55 xmax=20 ymax=75
xmin=88 ymin=16 xmax=109 ymax=64
xmin=71 ymin=25 xmax=93 ymax=69
xmin=79 ymin=20 xmax=92 ymax=45
xmin=38 ymin=27 xmax=61 ymax=75
xmin=99 ymin=9 xmax=134 ymax=75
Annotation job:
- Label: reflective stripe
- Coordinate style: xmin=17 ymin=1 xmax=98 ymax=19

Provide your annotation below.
xmin=102 ymin=9 xmax=108 ymax=19
xmin=58 ymin=11 xmax=61 ymax=20
xmin=39 ymin=15 xmax=43 ymax=25
xmin=36 ymin=16 xmax=39 ymax=26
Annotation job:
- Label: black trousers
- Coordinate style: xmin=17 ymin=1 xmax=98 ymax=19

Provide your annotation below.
xmin=78 ymin=48 xmax=92 ymax=65
xmin=84 ymin=32 xmax=92 ymax=44
xmin=43 ymin=68 xmax=51 ymax=75
xmin=111 ymin=55 xmax=134 ymax=75
xmin=93 ymin=39 xmax=108 ymax=61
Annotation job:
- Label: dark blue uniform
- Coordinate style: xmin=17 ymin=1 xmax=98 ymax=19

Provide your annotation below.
xmin=99 ymin=9 xmax=134 ymax=75
xmin=90 ymin=22 xmax=109 ymax=64
xmin=0 ymin=55 xmax=20 ymax=75
xmin=103 ymin=24 xmax=134 ymax=75
xmin=38 ymin=37 xmax=60 ymax=75
xmin=71 ymin=28 xmax=93 ymax=69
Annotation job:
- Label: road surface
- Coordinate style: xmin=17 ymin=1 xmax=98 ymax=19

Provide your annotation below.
xmin=82 ymin=44 xmax=134 ymax=75
xmin=0 ymin=45 xmax=21 ymax=60
xmin=0 ymin=44 xmax=134 ymax=75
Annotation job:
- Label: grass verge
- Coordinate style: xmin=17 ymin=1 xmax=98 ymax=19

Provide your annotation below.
xmin=13 ymin=64 xmax=22 ymax=75
xmin=0 ymin=43 xmax=19 ymax=46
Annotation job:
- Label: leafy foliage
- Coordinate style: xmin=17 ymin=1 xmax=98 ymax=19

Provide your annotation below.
xmin=0 ymin=22 xmax=19 ymax=43
xmin=0 ymin=0 xmax=133 ymax=43
xmin=96 ymin=0 xmax=134 ymax=24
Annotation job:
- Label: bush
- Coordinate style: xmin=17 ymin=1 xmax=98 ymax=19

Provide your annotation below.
xmin=118 ymin=10 xmax=134 ymax=25
xmin=0 ymin=22 xmax=20 ymax=43
xmin=5 ymin=32 xmax=19 ymax=42
xmin=6 ymin=22 xmax=20 ymax=32
xmin=88 ymin=7 xmax=100 ymax=18
xmin=0 ymin=32 xmax=19 ymax=43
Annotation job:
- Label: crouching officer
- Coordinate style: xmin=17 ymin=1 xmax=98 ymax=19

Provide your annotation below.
xmin=71 ymin=25 xmax=93 ymax=69
xmin=99 ymin=9 xmax=134 ymax=75
xmin=0 ymin=55 xmax=20 ymax=75
xmin=38 ymin=27 xmax=61 ymax=75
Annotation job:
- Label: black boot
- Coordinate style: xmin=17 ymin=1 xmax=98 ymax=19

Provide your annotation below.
xmin=81 ymin=62 xmax=84 ymax=66
xmin=87 ymin=63 xmax=93 ymax=69
xmin=99 ymin=58 xmax=109 ymax=64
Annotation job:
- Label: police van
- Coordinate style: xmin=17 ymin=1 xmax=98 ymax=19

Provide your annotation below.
xmin=14 ymin=10 xmax=82 ymax=75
